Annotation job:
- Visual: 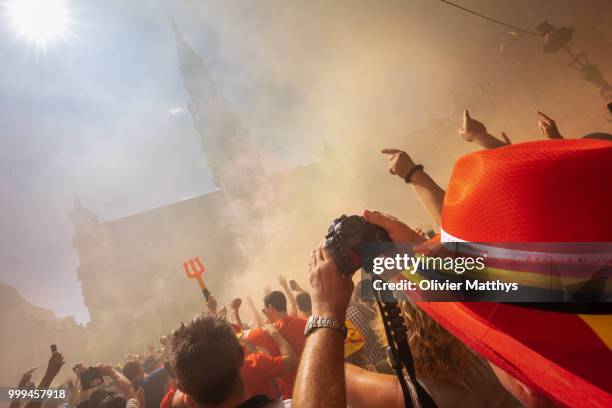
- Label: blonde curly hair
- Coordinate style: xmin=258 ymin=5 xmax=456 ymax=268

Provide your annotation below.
xmin=376 ymin=302 xmax=473 ymax=381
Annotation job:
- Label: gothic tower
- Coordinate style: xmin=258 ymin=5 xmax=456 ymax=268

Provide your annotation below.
xmin=70 ymin=195 xmax=107 ymax=325
xmin=172 ymin=22 xmax=267 ymax=206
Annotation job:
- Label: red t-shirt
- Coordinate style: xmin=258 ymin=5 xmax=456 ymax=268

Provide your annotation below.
xmin=241 ymin=351 xmax=285 ymax=398
xmin=246 ymin=315 xmax=307 ymax=397
xmin=160 ymin=384 xmax=176 ymax=408
xmin=246 ymin=316 xmax=307 ymax=356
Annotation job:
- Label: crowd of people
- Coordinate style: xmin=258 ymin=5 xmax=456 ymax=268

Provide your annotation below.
xmin=9 ymin=106 xmax=612 ymax=408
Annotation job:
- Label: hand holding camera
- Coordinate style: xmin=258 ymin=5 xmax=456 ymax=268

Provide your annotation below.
xmin=308 ymin=243 xmax=354 ymax=322
xmin=362 ymin=210 xmax=425 ymax=244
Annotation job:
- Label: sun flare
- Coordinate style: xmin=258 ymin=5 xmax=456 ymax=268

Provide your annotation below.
xmin=6 ymin=0 xmax=71 ymax=48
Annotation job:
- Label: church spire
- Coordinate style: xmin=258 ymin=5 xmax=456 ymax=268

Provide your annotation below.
xmin=171 ymin=21 xmax=266 ymax=202
xmin=70 ymin=194 xmax=99 ymax=238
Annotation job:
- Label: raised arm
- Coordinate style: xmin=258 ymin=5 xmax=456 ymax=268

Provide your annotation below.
xmin=230 ymin=298 xmax=245 ymax=328
xmin=24 ymin=352 xmax=64 ymax=408
xmin=293 ymin=244 xmax=353 ymax=408
xmin=9 ymin=368 xmax=36 ymax=408
xmin=264 ymin=324 xmax=297 ymax=373
xmin=205 ymin=293 xmax=218 ymax=315
xmin=278 ymin=275 xmax=298 ymax=317
xmin=149 ymin=336 xmax=171 ymax=370
xmin=246 ymin=296 xmax=264 ymax=328
xmin=382 ymin=149 xmax=446 ymax=229
xmin=97 ymin=364 xmax=136 ymax=399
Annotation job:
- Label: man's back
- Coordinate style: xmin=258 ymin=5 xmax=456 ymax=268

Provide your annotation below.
xmin=246 ymin=316 xmax=307 ymax=398
xmin=247 ymin=316 xmax=307 ymax=357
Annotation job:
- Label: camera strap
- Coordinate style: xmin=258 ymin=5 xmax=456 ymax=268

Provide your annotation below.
xmin=372 ymin=276 xmax=438 ymax=408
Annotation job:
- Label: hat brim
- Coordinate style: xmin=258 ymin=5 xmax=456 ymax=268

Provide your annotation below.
xmin=404 ymin=235 xmax=612 ymax=406
xmin=410 ymin=296 xmax=612 ymax=407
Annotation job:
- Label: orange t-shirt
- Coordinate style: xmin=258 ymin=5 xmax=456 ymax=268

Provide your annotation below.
xmin=246 ymin=315 xmax=307 ymax=397
xmin=241 ymin=351 xmax=285 ymax=399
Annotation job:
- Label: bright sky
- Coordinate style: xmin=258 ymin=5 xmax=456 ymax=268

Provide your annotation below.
xmin=0 ymin=0 xmax=322 ymax=324
xmin=0 ymin=0 xmax=221 ymax=323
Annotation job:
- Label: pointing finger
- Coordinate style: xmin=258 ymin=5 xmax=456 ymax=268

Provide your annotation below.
xmin=501 ymin=132 xmax=511 ymax=145
xmin=536 ymin=110 xmax=552 ymax=122
xmin=381 ymin=148 xmax=401 ymax=155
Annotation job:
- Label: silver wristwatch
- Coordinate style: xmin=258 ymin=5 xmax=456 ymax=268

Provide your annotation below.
xmin=304 ymin=315 xmax=347 ymax=338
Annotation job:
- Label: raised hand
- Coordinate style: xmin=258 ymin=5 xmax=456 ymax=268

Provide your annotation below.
xmin=230 ymin=298 xmax=242 ymax=311
xmin=278 ymin=275 xmax=289 ymax=289
xmin=458 ymin=109 xmax=487 ymax=142
xmin=44 ymin=352 xmax=65 ymax=380
xmin=537 ymin=110 xmax=563 ymax=139
xmin=206 ymin=294 xmax=218 ymax=314
xmin=218 ymin=305 xmax=227 ymax=319
xmin=381 ymin=149 xmax=416 ymax=179
xmin=159 ymin=336 xmax=170 ymax=347
xmin=17 ymin=367 xmax=37 ymax=388
xmin=289 ymin=279 xmax=304 ymax=293
xmin=96 ymin=363 xmax=115 ymax=377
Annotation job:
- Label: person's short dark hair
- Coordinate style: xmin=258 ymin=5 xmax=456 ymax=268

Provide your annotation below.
xmin=263 ymin=291 xmax=287 ymax=312
xmin=353 ymin=279 xmax=374 ymax=302
xmin=296 ymin=292 xmax=312 ymax=314
xmin=172 ymin=315 xmax=244 ymax=405
xmin=583 ymin=132 xmax=612 ymax=141
xmin=121 ymin=360 xmax=141 ymax=382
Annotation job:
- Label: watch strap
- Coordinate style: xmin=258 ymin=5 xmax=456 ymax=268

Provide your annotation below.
xmin=304 ymin=315 xmax=348 ymax=338
xmin=404 ymin=164 xmax=424 ymax=183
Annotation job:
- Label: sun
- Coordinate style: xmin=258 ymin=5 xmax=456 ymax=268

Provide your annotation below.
xmin=6 ymin=0 xmax=71 ymax=48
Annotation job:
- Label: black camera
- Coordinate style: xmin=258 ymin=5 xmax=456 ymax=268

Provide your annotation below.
xmin=78 ymin=367 xmax=104 ymax=391
xmin=324 ymin=215 xmax=391 ymax=275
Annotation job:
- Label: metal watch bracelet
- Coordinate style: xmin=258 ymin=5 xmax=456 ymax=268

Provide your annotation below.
xmin=304 ymin=315 xmax=348 ymax=338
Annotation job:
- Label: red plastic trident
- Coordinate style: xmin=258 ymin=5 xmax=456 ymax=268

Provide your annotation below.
xmin=183 ymin=257 xmax=210 ymax=300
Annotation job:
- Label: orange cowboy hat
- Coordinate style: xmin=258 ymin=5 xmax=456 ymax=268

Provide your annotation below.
xmin=409 ymin=139 xmax=612 ymax=407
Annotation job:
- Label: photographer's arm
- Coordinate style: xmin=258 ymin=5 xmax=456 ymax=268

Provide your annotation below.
xmin=293 ymin=245 xmax=353 ymax=408
xmin=345 ymin=363 xmax=404 ymax=408
xmin=278 ymin=275 xmax=298 ymax=317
